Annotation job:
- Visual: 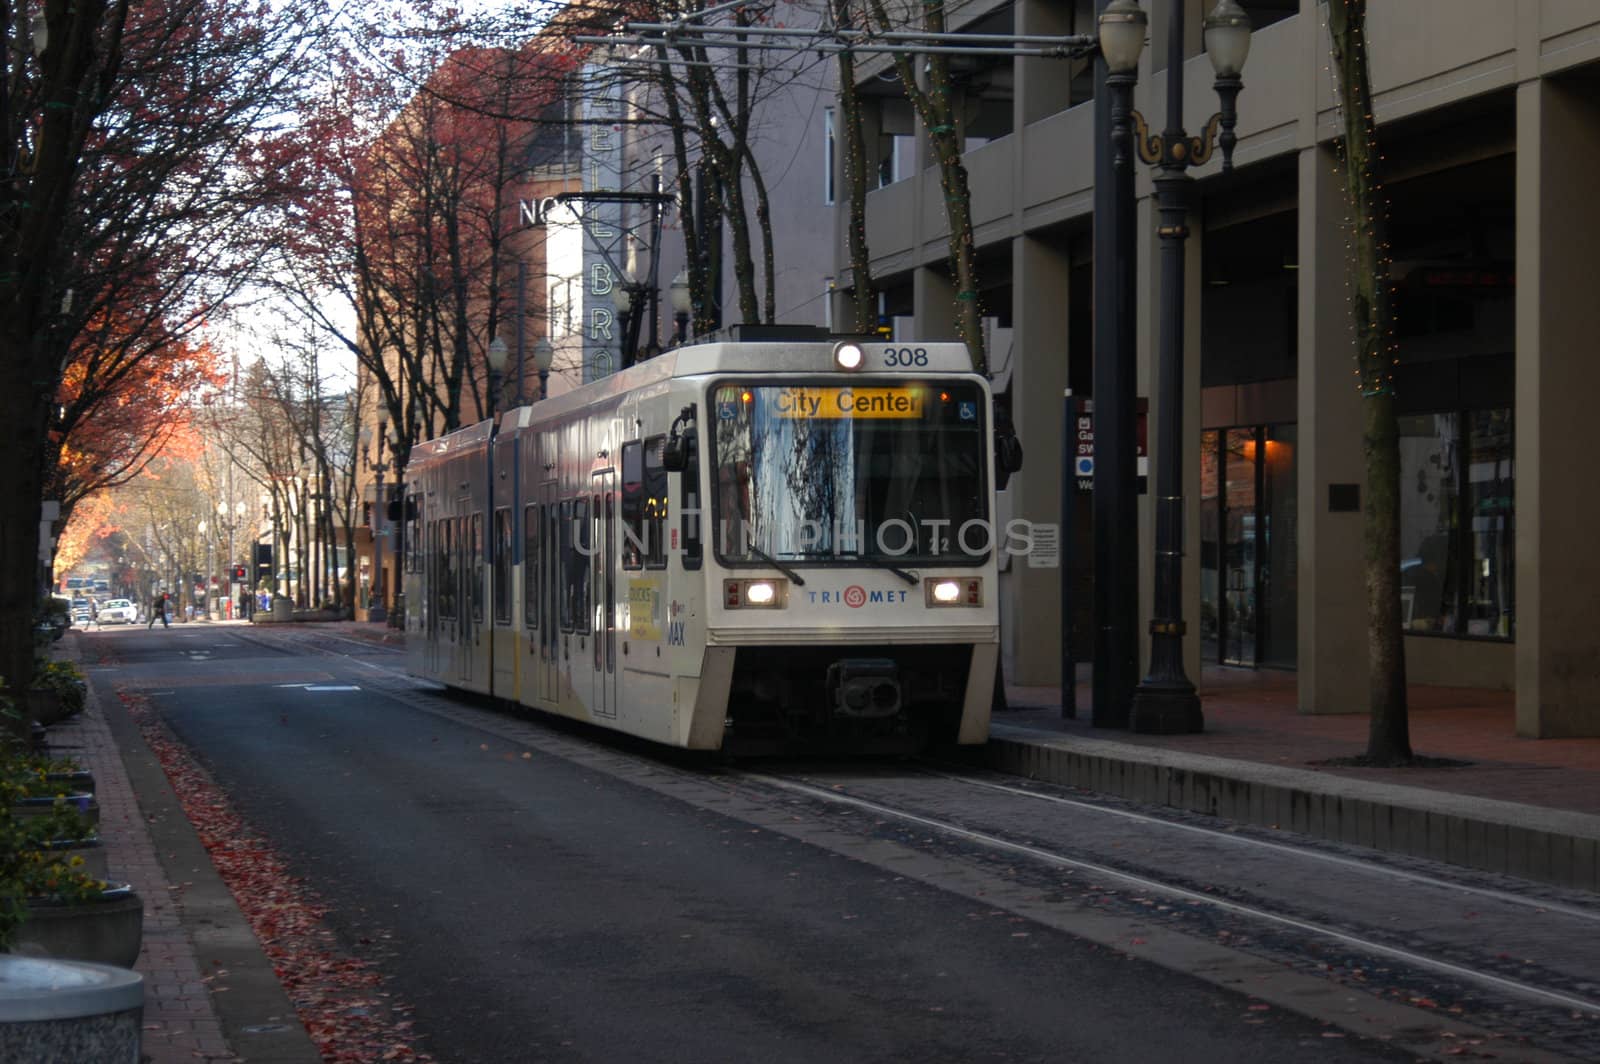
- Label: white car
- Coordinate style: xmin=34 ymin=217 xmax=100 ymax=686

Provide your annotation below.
xmin=99 ymin=598 xmax=138 ymax=624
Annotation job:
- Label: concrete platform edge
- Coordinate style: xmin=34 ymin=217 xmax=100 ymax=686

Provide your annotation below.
xmin=983 ymin=725 xmax=1600 ymax=894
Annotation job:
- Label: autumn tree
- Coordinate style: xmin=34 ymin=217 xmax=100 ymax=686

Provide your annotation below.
xmin=1329 ymin=0 xmax=1410 ymax=763
xmin=48 ymin=320 xmax=225 ymax=533
xmin=2 ymin=0 xmax=330 ymax=711
xmin=268 ymin=13 xmax=572 ymax=477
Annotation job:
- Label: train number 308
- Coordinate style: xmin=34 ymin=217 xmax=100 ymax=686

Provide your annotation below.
xmin=882 ymin=346 xmax=929 ymax=367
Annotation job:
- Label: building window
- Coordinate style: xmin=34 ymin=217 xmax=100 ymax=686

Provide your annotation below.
xmin=1398 ymin=409 xmax=1514 ymax=639
xmin=824 ymin=108 xmax=836 ymax=206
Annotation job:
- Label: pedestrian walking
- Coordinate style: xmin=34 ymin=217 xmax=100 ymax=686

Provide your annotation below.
xmin=147 ymin=591 xmax=170 ymax=629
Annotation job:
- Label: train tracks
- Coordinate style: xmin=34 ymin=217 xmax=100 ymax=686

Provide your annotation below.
xmin=262 ymin=624 xmax=1600 ymax=1061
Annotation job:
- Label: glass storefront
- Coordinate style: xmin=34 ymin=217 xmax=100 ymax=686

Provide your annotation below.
xmin=1199 ymin=424 xmax=1297 ymax=668
xmin=1397 ymin=408 xmax=1514 ymax=639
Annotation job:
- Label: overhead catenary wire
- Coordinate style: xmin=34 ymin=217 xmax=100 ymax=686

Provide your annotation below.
xmin=573 ymin=19 xmax=1099 ymax=62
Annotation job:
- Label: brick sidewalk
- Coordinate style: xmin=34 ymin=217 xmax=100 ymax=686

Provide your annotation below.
xmin=1005 ymin=667 xmax=1600 ymax=816
xmin=49 ymin=699 xmax=236 ymax=1063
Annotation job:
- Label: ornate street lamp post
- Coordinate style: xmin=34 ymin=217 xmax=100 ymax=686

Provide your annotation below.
xmin=1099 ymin=0 xmax=1251 ymax=734
xmin=361 ymin=414 xmax=394 ymax=622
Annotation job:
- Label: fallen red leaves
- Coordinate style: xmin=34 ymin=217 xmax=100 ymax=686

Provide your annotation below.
xmin=121 ymin=687 xmax=434 ymax=1064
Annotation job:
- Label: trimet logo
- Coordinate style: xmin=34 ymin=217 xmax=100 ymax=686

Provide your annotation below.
xmin=807 ymin=585 xmax=910 ymax=608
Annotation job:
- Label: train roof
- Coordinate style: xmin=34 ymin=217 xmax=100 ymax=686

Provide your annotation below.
xmin=409 ymin=333 xmax=983 ymax=464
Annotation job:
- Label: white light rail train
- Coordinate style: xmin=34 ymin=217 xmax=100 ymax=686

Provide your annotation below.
xmin=401 ymin=327 xmax=1023 ymax=755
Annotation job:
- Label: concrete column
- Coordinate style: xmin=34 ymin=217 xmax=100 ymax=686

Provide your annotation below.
xmin=1006 ymin=234 xmax=1072 ymax=685
xmin=1014 ymin=0 xmax=1073 ymax=127
xmin=913 ymin=267 xmax=958 ymax=340
xmin=1515 ymin=78 xmax=1600 ymax=737
xmin=1295 ymin=144 xmax=1367 ymax=713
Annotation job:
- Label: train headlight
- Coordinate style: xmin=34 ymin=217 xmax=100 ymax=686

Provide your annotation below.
xmin=832 ymin=341 xmax=864 ymax=371
xmin=724 ymin=578 xmax=788 ymax=609
xmin=925 ymin=577 xmax=983 ymax=607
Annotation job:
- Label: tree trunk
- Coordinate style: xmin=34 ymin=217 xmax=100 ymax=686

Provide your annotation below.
xmin=1330 ymin=0 xmax=1411 ymax=763
xmin=832 ymin=11 xmax=877 ymax=334
xmin=867 ymin=0 xmax=987 ymax=373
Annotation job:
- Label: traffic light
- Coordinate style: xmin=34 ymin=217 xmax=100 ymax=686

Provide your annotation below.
xmin=232 ymin=564 xmax=248 ymax=581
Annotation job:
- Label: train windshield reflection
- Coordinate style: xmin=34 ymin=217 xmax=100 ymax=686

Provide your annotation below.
xmin=711 ymin=380 xmax=988 ymax=564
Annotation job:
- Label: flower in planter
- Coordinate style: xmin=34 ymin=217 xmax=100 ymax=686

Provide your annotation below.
xmin=21 ymin=850 xmax=109 ymax=905
xmin=2 ymin=706 xmax=101 ymax=947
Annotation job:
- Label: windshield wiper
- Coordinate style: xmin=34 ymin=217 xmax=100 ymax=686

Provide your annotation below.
xmin=840 ymin=555 xmax=919 ymax=587
xmin=745 ymin=542 xmax=806 ymax=587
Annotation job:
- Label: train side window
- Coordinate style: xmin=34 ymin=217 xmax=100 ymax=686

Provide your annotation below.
xmin=406 ymin=493 xmax=421 ymax=572
xmin=492 ymin=507 xmax=512 ymax=625
xmin=558 ymin=501 xmax=573 ymax=632
xmin=573 ymin=497 xmax=591 ymax=634
xmin=620 ymin=440 xmax=643 ymax=570
xmin=644 ymin=436 xmax=668 ymax=569
xmin=470 ymin=512 xmax=484 ymax=623
xmin=437 ymin=520 xmax=455 ymax=620
xmin=523 ymin=503 xmax=538 ymax=629
xmin=680 ymin=435 xmax=702 ymax=570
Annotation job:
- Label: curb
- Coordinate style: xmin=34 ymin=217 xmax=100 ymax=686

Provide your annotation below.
xmin=983 ymin=724 xmax=1600 ymax=894
xmin=88 ymin=663 xmax=323 ymax=1063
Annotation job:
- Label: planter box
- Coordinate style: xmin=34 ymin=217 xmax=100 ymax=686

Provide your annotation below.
xmin=11 ymin=794 xmax=98 ymax=829
xmin=10 ymin=886 xmax=144 ymax=970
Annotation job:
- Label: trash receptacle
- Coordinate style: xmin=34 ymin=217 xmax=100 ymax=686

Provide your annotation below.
xmin=0 ymin=956 xmax=144 ymax=1063
xmin=272 ymin=595 xmax=292 ymax=621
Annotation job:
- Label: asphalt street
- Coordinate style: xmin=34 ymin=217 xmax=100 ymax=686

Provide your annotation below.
xmin=88 ymin=622 xmax=1565 ymax=1063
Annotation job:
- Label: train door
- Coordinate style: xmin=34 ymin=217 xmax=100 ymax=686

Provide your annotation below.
xmin=538 ymin=483 xmax=560 ymax=704
xmin=591 ymin=470 xmax=617 ymax=718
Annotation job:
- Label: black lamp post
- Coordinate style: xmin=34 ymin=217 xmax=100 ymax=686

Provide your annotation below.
xmin=617 ymin=285 xmax=636 ymax=369
xmin=1099 ymin=0 xmax=1251 ymax=734
xmin=669 ymin=269 xmax=691 ymax=346
xmin=362 ymin=415 xmax=393 ymax=622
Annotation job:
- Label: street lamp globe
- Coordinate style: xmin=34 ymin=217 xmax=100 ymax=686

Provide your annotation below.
xmin=533 ymin=337 xmax=555 ymax=374
xmin=669 ymin=270 xmax=692 ymax=317
xmin=486 ymin=334 xmax=510 ymax=372
xmin=1098 ymin=0 xmax=1147 ymax=75
xmin=1202 ymin=0 xmax=1252 ymax=78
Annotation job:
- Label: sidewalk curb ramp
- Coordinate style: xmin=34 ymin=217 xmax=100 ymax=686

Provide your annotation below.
xmin=983 ymin=725 xmax=1600 ymax=894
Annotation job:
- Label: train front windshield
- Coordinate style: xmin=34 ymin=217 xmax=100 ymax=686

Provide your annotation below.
xmin=712 ymin=380 xmax=989 ymax=565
